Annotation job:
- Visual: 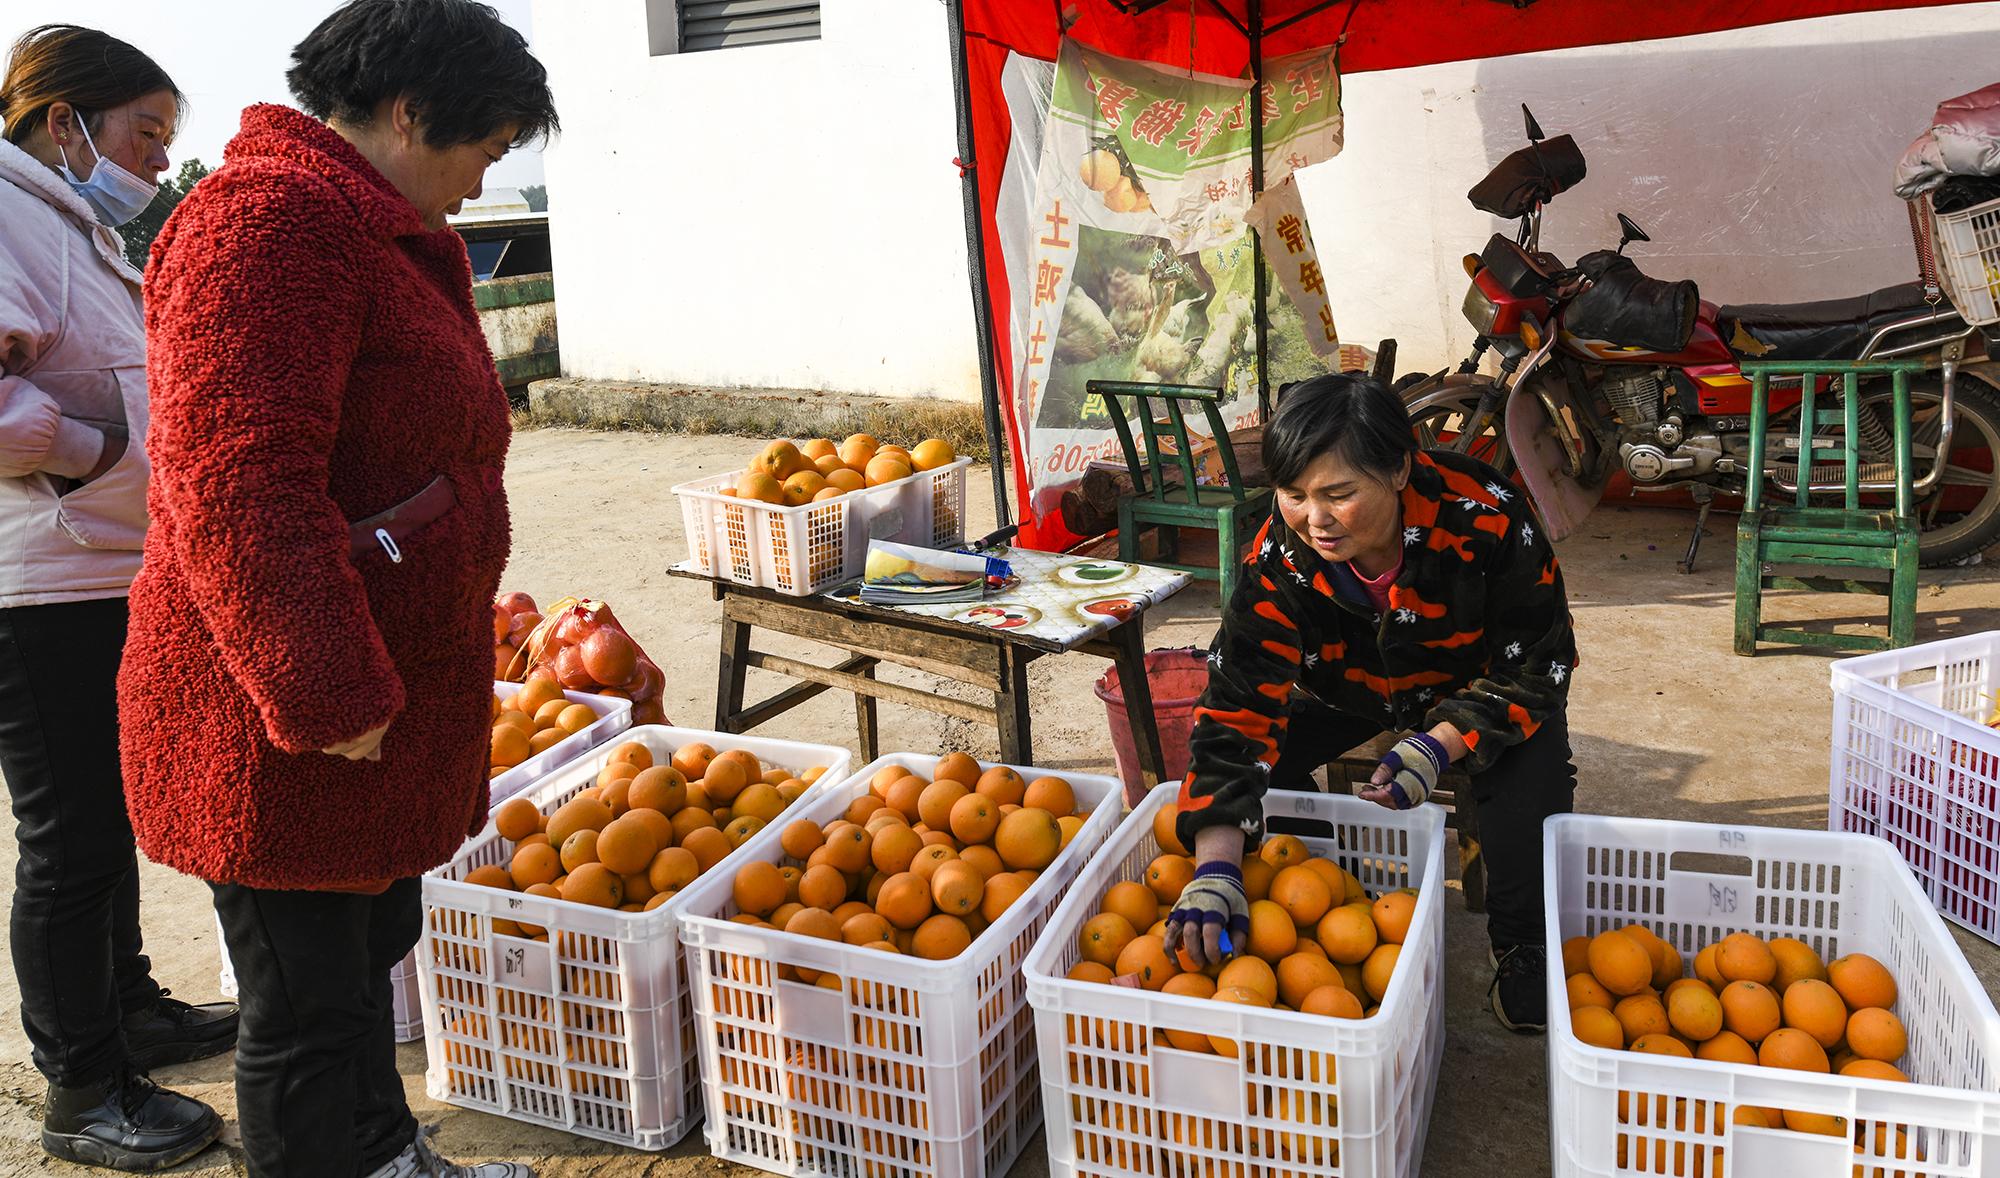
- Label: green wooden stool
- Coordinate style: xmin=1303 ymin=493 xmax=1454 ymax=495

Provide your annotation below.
xmin=1089 ymin=380 xmax=1273 ymax=603
xmin=1733 ymin=359 xmax=1923 ymax=655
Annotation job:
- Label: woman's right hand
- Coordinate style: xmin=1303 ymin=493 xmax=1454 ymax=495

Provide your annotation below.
xmin=1164 ymin=823 xmax=1251 ymax=969
xmin=322 ymin=722 xmax=389 ymax=762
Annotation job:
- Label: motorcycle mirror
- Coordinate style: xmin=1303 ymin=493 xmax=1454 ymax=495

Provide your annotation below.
xmin=1522 ymin=104 xmax=1545 ymax=143
xmin=1615 ymin=212 xmax=1651 ymax=254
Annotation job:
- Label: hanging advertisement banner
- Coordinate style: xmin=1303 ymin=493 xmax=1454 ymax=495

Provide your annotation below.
xmin=1005 ymin=39 xmax=1343 ymax=535
xmin=1244 ymin=175 xmax=1340 ymax=362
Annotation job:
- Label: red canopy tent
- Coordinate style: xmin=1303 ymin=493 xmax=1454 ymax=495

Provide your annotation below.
xmin=947 ymin=0 xmax=1982 ymax=549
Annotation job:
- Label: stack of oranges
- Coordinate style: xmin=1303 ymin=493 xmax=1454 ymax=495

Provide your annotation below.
xmin=488 ymin=678 xmax=600 ymax=776
xmin=723 ymin=754 xmax=1084 ymax=965
xmin=1562 ymin=925 xmax=1922 ymax=1156
xmin=463 ymin=740 xmax=829 ymax=930
xmin=726 ymin=435 xmax=958 ymax=508
xmin=1066 ymin=804 xmax=1417 ymax=1031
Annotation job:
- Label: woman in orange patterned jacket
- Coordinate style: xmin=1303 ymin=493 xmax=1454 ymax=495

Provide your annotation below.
xmin=1165 ymin=372 xmax=1576 ymax=1034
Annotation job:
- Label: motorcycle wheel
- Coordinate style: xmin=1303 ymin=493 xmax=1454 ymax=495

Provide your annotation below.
xmin=1401 ymin=379 xmax=1515 ymax=474
xmin=1854 ymin=376 xmax=2000 ymax=568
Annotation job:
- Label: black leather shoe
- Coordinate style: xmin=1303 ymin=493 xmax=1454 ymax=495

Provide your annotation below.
xmin=42 ymin=1069 xmax=222 ymax=1172
xmin=123 ymin=990 xmax=239 ymax=1070
xmin=1489 ymin=943 xmax=1548 ymax=1034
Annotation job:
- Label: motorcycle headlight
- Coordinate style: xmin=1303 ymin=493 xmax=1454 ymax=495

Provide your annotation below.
xmin=1462 ymin=282 xmax=1499 ymax=336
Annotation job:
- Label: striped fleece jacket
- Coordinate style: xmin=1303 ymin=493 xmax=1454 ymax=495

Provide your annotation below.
xmin=1176 ymin=448 xmax=1577 ymax=849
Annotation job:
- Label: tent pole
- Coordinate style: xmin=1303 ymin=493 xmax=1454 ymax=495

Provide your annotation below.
xmin=1249 ymin=0 xmax=1269 ymax=415
xmin=946 ymin=0 xmax=1013 ymax=530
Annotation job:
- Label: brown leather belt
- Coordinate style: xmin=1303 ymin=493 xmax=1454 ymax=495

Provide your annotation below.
xmin=347 ymin=476 xmax=456 ymax=564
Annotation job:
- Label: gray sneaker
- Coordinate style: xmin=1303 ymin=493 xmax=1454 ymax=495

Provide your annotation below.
xmin=366 ymin=1125 xmax=533 ymax=1178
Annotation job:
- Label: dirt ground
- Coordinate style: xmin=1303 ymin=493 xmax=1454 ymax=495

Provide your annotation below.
xmin=2 ymin=425 xmax=1997 ymax=1178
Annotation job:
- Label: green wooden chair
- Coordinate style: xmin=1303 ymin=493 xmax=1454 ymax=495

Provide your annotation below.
xmin=1733 ymin=359 xmax=1923 ymax=655
xmin=1088 ymin=380 xmax=1273 ymax=602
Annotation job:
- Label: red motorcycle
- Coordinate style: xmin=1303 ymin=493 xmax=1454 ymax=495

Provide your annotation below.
xmin=1398 ymin=107 xmax=2000 ymax=570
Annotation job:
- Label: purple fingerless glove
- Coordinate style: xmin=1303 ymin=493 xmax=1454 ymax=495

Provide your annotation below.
xmin=1166 ymin=860 xmax=1250 ymax=956
xmin=1377 ymin=732 xmax=1449 ymax=810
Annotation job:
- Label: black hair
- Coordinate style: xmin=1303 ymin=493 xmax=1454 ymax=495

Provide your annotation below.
xmin=1263 ymin=372 xmax=1418 ymax=489
xmin=286 ymin=0 xmax=558 ymax=150
xmin=2 ymin=24 xmax=183 ymax=147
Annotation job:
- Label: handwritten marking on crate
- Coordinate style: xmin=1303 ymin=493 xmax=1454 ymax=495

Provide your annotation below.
xmin=496 ymin=935 xmax=554 ymax=997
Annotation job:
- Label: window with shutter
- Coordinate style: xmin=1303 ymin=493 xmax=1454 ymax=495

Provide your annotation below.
xmin=677 ymin=0 xmax=820 ymax=52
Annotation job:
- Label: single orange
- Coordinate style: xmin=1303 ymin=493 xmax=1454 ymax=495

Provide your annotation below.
xmin=996 ymin=809 xmax=1063 ymax=871
xmin=981 ymin=872 xmax=1031 ymax=921
xmin=1827 ymin=954 xmax=1898 ymax=1011
xmin=494 ymin=798 xmax=541 ymax=842
xmin=1216 ymin=956 xmax=1278 ymax=1005
xmin=1694 ymin=1030 xmax=1758 ymax=1065
xmin=1276 ymin=952 xmax=1344 ymax=1008
xmin=1719 ymin=980 xmax=1782 ymax=1044
xmin=1715 ymin=933 xmax=1777 ymax=985
xmin=934 ymin=753 xmax=981 ymax=787
xmin=1246 ymin=900 xmax=1299 ymax=963
xmin=930 ymin=860 xmax=984 ymax=916
xmin=1115 ymin=933 xmax=1178 ymax=990
xmin=1102 ymin=881 xmax=1159 ymax=933
xmin=1846 ymin=1007 xmax=1907 ymax=1063
xmin=1270 ymin=865 xmax=1334 ymax=927
xmin=876 ymin=872 xmax=935 ymax=930
xmin=1144 ymin=854 xmax=1195 ymax=906
xmin=1023 ymin=776 xmax=1075 ymax=817
xmin=949 ymin=793 xmax=1000 ymax=845
xmin=1571 ymin=1006 xmax=1624 ymax=1049
xmin=1371 ymin=892 xmax=1416 ymax=945
xmin=733 ymin=861 xmax=786 ymax=917
xmin=911 ymin=914 xmax=971 ymax=959
xmin=1586 ymin=930 xmax=1654 ymax=997
xmin=1758 ymin=1027 xmax=1829 ymax=1072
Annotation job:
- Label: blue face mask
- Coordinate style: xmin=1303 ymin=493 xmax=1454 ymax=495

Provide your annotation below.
xmin=57 ymin=118 xmax=159 ymax=227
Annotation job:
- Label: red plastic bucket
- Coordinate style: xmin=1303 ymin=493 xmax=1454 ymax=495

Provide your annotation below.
xmin=1094 ymin=647 xmax=1210 ymax=803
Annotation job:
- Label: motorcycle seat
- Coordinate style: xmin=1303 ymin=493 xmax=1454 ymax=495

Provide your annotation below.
xmin=1718 ymin=282 xmax=1938 ymax=361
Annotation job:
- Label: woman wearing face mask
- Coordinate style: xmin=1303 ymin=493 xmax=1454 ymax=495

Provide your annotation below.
xmin=0 ymin=25 xmax=239 ymax=1173
xmin=118 ymin=1 xmax=557 ymax=1175
xmin=1163 ymin=373 xmax=1578 ymax=1036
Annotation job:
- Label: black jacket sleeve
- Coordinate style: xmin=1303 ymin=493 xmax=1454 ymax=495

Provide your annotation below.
xmin=1175 ymin=560 xmax=1311 ymax=851
xmin=1423 ymin=498 xmax=1576 ymax=773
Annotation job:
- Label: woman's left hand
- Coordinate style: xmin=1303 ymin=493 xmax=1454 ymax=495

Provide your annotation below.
xmin=1360 ymin=725 xmax=1466 ymax=809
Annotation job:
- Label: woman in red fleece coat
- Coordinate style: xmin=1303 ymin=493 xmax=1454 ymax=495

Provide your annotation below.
xmin=118 ymin=3 xmax=555 ymax=1175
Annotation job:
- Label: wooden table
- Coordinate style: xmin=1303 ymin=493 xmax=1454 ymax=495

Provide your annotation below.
xmin=670 ymin=568 xmax=1172 ymax=798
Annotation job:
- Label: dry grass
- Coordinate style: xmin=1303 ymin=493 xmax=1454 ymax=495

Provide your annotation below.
xmin=517 ymin=383 xmax=992 ymax=460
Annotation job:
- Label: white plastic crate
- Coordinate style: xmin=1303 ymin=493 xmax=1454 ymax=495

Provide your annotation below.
xmin=1933 ymin=195 xmax=2000 ymax=327
xmin=673 ymin=456 xmax=972 ymax=596
xmin=1829 ymin=631 xmax=2000 ymax=943
xmin=211 ymin=682 xmax=633 ymax=1043
xmin=1024 ymin=784 xmax=1448 ymax=1178
xmin=677 ymin=753 xmax=1122 ymax=1178
xmin=417 ymin=726 xmax=850 ymax=1150
xmin=1543 ymin=813 xmax=2000 ymax=1178
xmin=489 ymin=681 xmax=634 ymax=806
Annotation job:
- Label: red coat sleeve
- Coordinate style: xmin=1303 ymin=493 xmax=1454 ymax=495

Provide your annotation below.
xmin=144 ymin=171 xmax=404 ymax=753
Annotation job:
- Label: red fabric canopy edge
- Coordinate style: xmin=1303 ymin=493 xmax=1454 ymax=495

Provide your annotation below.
xmin=965 ymin=0 xmax=1986 ymax=78
xmin=958 ymin=0 xmax=1985 ymax=548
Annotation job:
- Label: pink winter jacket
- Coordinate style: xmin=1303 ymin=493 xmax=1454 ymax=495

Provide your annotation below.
xmin=0 ymin=136 xmax=150 ymax=606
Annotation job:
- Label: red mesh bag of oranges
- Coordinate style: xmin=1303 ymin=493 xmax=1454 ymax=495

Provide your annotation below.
xmin=492 ymin=592 xmax=669 ymax=727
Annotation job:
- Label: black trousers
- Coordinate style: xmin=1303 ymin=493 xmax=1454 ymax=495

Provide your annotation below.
xmin=210 ymin=878 xmax=421 ymax=1178
xmin=1268 ymin=702 xmax=1576 ymax=950
xmin=0 ymin=596 xmax=161 ymax=1087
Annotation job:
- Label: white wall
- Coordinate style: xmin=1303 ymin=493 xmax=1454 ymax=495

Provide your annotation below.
xmin=1304 ymin=4 xmax=2000 ymax=373
xmin=532 ymin=0 xmax=980 ymax=399
xmin=534 ymin=1 xmax=2000 ymax=397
